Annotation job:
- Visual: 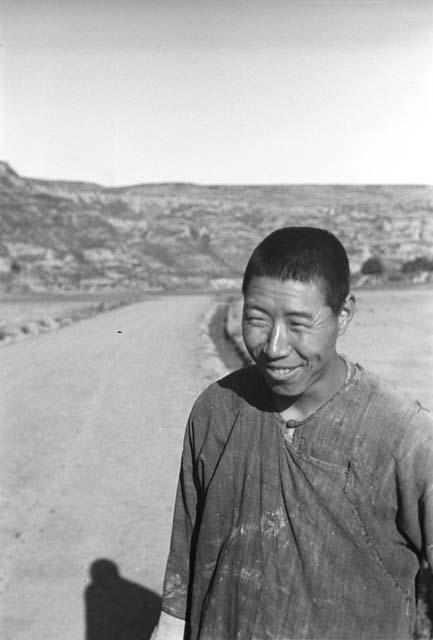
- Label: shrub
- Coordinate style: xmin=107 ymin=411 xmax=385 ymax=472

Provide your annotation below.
xmin=361 ymin=257 xmax=384 ymax=275
xmin=401 ymin=257 xmax=433 ymax=274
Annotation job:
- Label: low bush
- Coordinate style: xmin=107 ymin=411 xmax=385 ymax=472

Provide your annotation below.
xmin=361 ymin=257 xmax=384 ymax=275
xmin=401 ymin=257 xmax=433 ymax=274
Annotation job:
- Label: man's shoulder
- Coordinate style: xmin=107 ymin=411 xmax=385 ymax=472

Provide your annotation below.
xmin=191 ymin=365 xmax=263 ymax=418
xmin=355 ymin=364 xmax=422 ymax=406
xmin=351 ymin=363 xmax=431 ymax=432
xmin=186 ymin=366 xmax=263 ymax=449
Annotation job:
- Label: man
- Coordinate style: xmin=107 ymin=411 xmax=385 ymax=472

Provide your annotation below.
xmin=153 ymin=227 xmax=433 ymax=639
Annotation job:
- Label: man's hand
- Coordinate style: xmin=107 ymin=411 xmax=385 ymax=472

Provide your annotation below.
xmin=150 ymin=611 xmax=186 ymax=640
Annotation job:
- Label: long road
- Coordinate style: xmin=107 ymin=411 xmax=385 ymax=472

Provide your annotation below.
xmin=1 ymin=288 xmax=432 ymax=639
xmin=1 ymin=295 xmax=228 ymax=640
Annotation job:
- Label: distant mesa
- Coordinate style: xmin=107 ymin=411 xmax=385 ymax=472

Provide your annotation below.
xmin=0 ymin=160 xmax=432 ymax=295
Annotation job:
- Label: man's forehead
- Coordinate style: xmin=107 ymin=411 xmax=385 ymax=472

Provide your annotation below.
xmin=244 ymin=275 xmax=328 ymax=304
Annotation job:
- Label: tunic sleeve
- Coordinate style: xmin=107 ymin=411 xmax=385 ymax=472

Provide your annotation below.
xmin=395 ymin=406 xmax=433 ymax=571
xmin=161 ymin=409 xmax=203 ymax=620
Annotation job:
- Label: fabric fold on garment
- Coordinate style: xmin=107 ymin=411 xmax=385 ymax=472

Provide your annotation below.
xmin=162 ymin=363 xmax=433 ymax=640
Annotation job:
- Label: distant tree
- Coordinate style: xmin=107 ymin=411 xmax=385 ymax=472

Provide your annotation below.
xmin=198 ymin=228 xmax=210 ymax=250
xmin=401 ymin=256 xmax=433 ymax=274
xmin=189 ymin=224 xmax=199 ymax=241
xmin=361 ymin=257 xmax=384 ymax=276
xmin=10 ymin=261 xmax=21 ymax=275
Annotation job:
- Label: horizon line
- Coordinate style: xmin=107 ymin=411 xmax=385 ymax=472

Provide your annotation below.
xmin=1 ymin=161 xmax=432 ymax=191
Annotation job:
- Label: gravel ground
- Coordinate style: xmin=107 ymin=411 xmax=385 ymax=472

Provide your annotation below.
xmin=0 ymin=295 xmax=228 ymax=640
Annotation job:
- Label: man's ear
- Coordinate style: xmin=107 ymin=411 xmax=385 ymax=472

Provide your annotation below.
xmin=337 ymin=293 xmax=356 ymax=336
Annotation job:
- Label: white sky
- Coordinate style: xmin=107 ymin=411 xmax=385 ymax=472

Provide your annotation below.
xmin=1 ymin=0 xmax=433 ymax=185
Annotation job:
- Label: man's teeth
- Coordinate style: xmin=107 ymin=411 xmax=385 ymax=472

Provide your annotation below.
xmin=272 ymin=367 xmax=297 ymax=373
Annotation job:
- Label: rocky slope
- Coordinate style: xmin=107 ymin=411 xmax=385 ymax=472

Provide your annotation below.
xmin=1 ymin=161 xmax=432 ymax=293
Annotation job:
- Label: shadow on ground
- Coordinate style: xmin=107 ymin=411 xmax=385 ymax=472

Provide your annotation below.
xmin=416 ymin=566 xmax=433 ymax=638
xmin=85 ymin=559 xmax=161 ymax=640
xmin=84 ymin=558 xmax=432 ymax=639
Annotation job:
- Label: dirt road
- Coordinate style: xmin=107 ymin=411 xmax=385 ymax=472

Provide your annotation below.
xmin=1 ymin=295 xmax=228 ymax=640
xmin=339 ymin=287 xmax=433 ymax=409
xmin=1 ymin=288 xmax=431 ymax=639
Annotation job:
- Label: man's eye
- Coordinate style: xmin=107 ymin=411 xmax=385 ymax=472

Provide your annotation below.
xmin=246 ymin=317 xmax=268 ymax=326
xmin=290 ymin=322 xmax=307 ymax=330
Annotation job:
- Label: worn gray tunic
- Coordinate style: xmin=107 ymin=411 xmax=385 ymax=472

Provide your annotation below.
xmin=162 ymin=364 xmax=433 ymax=639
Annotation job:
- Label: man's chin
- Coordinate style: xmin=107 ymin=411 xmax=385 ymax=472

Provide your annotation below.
xmin=261 ymin=371 xmax=307 ymax=398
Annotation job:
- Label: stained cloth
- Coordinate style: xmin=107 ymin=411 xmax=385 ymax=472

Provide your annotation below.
xmin=162 ymin=363 xmax=433 ymax=639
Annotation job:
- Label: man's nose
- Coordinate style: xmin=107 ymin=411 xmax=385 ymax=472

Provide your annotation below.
xmin=263 ymin=321 xmax=291 ymax=358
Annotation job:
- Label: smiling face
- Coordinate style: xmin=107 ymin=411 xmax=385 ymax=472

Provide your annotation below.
xmin=242 ymin=276 xmax=354 ymax=412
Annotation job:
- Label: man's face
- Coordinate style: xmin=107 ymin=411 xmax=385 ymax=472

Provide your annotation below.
xmin=242 ymin=276 xmax=350 ymax=402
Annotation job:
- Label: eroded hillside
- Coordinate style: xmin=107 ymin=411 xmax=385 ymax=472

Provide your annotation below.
xmin=1 ymin=161 xmax=432 ymax=292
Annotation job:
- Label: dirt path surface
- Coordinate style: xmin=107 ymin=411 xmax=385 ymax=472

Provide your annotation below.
xmin=1 ymin=288 xmax=432 ymax=639
xmin=338 ymin=287 xmax=433 ymax=408
xmin=1 ymin=295 xmax=228 ymax=640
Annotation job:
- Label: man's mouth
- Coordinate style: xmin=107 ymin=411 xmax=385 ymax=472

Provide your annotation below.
xmin=264 ymin=364 xmax=302 ymax=380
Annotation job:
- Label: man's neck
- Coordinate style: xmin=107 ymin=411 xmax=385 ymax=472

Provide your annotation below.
xmin=274 ymin=356 xmax=347 ymax=423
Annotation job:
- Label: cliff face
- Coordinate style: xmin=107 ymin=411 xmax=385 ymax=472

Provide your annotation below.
xmin=1 ymin=161 xmax=432 ymax=292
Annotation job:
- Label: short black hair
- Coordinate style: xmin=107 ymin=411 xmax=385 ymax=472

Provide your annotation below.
xmin=242 ymin=227 xmax=350 ymax=314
